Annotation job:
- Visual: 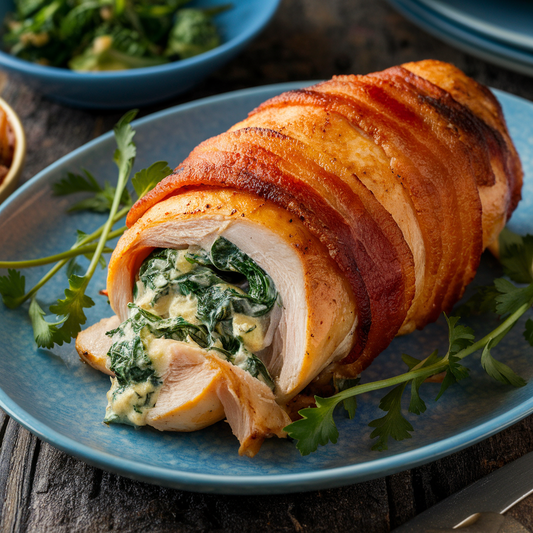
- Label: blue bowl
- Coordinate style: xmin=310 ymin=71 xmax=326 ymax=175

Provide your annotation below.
xmin=0 ymin=0 xmax=281 ymax=109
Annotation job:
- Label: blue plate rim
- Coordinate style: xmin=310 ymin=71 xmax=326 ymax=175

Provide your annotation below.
xmin=386 ymin=0 xmax=533 ymax=76
xmin=0 ymin=83 xmax=532 ymax=495
xmin=0 ymin=0 xmax=281 ymax=79
xmin=415 ymin=0 xmax=533 ymax=52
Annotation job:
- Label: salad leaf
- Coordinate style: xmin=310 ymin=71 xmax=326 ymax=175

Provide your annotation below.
xmin=165 ymin=8 xmax=221 ymax=59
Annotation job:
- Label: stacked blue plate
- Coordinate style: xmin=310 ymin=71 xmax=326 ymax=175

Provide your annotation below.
xmin=387 ymin=0 xmax=533 ymax=76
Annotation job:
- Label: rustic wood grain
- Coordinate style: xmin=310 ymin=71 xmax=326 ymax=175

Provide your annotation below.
xmin=2 ymin=0 xmax=533 ymax=531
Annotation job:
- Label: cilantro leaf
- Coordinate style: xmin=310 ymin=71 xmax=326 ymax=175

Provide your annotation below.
xmin=132 ymin=161 xmax=172 ymax=199
xmin=0 ymin=269 xmax=26 ymax=308
xmin=481 ymin=337 xmax=527 ymax=387
xmin=493 ymin=279 xmax=533 ymax=317
xmin=53 ymin=170 xmax=101 ymax=196
xmin=499 ymin=229 xmax=533 ymax=284
xmin=525 ymin=319 xmax=533 ymax=347
xmin=284 ymin=396 xmax=340 ymax=455
xmin=446 ymin=314 xmax=475 ymax=356
xmin=436 ymin=353 xmax=470 ymax=400
xmin=368 ymin=384 xmax=413 ymax=451
xmin=53 ymin=170 xmax=132 ymax=213
xmin=48 ymin=274 xmax=95 ymax=345
xmin=29 ymin=298 xmax=66 ymax=349
xmin=335 ymin=377 xmax=360 ymax=419
xmin=113 ymin=110 xmax=137 ymax=176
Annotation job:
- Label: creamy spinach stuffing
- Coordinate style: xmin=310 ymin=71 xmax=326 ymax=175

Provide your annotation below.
xmin=104 ymin=237 xmax=279 ymax=427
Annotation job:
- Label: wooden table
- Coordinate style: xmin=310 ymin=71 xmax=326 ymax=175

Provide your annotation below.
xmin=2 ymin=1 xmax=533 ymax=531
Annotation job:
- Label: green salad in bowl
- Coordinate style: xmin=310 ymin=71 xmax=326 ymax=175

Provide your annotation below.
xmin=0 ymin=0 xmax=280 ymax=108
xmin=3 ymin=0 xmax=230 ymax=71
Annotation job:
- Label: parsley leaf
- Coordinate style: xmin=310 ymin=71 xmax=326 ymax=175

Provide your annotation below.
xmin=29 ymin=297 xmax=66 ymax=349
xmin=53 ymin=169 xmax=101 ymax=196
xmin=456 ymin=284 xmax=500 ymax=317
xmin=335 ymin=377 xmax=360 ymax=419
xmin=367 ymin=351 xmax=444 ymax=451
xmin=403 ymin=351 xmax=441 ymax=415
xmin=53 ymin=169 xmax=132 ymax=213
xmin=30 ymin=110 xmax=137 ymax=348
xmin=65 ymin=258 xmax=83 ymax=279
xmin=68 ymin=182 xmax=132 ymax=214
xmin=0 ymin=269 xmax=26 ymax=308
xmin=48 ymin=274 xmax=95 ymax=345
xmin=432 ymin=316 xmax=472 ymax=400
xmin=481 ymin=337 xmax=527 ymax=387
xmin=493 ymin=279 xmax=533 ymax=316
xmin=132 ymin=161 xmax=172 ymax=199
xmin=368 ymin=384 xmax=413 ymax=451
xmin=284 ymin=396 xmax=339 ymax=455
xmin=446 ymin=314 xmax=475 ymax=356
xmin=499 ymin=228 xmax=533 ymax=284
xmin=113 ymin=109 xmax=137 ymax=175
xmin=436 ymin=353 xmax=470 ymax=400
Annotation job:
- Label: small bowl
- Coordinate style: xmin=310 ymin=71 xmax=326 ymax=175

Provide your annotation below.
xmin=0 ymin=97 xmax=25 ymax=204
xmin=0 ymin=0 xmax=281 ymax=109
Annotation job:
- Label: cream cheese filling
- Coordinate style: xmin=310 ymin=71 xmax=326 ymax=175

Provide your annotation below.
xmin=104 ymin=241 xmax=279 ymax=427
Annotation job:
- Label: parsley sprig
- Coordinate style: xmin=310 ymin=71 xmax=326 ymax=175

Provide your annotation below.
xmin=285 ymin=231 xmax=533 ymax=455
xmin=0 ymin=111 xmax=172 ymax=348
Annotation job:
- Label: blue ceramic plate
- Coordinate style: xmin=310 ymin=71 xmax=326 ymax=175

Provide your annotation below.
xmin=416 ymin=0 xmax=533 ymax=52
xmin=0 ymin=84 xmax=532 ymax=495
xmin=387 ymin=0 xmax=533 ymax=77
xmin=0 ymin=0 xmax=280 ymax=109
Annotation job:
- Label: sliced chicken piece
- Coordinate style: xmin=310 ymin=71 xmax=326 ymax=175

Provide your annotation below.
xmin=210 ymin=355 xmax=291 ymax=457
xmin=79 ymin=189 xmax=355 ymax=454
xmin=149 ymin=340 xmax=292 ymax=456
xmin=145 ymin=338 xmax=225 ymax=432
xmin=75 ymin=315 xmax=119 ymax=375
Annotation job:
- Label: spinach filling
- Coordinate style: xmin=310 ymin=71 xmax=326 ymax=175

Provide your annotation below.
xmin=104 ymin=237 xmax=279 ymax=427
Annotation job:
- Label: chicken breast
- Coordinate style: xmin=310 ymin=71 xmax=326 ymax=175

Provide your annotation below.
xmin=76 ymin=60 xmax=522 ymax=456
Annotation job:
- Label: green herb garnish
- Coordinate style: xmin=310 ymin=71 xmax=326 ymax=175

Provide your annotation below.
xmin=0 ymin=111 xmax=170 ymax=348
